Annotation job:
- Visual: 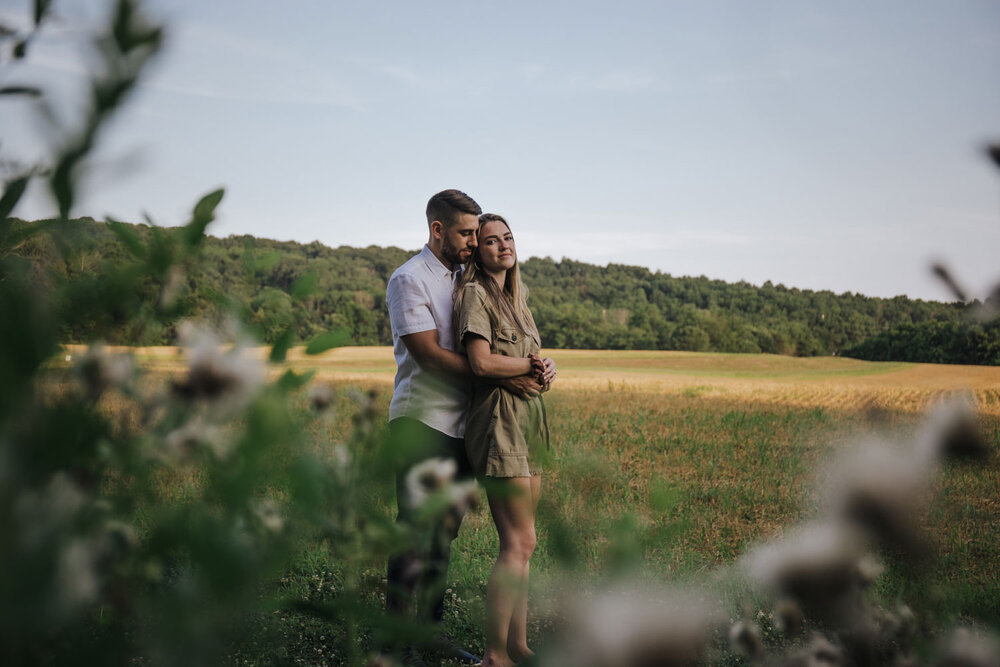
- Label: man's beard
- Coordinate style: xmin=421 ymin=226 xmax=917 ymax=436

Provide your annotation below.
xmin=441 ymin=237 xmax=468 ymax=266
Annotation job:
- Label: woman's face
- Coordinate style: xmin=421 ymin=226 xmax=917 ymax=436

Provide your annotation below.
xmin=477 ymin=220 xmax=516 ymax=274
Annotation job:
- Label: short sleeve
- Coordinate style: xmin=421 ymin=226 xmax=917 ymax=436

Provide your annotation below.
xmin=456 ymin=283 xmax=493 ymax=344
xmin=387 ymin=272 xmax=436 ymax=337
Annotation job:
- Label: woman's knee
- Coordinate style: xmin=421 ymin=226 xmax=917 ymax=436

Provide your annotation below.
xmin=501 ymin=528 xmax=535 ymax=564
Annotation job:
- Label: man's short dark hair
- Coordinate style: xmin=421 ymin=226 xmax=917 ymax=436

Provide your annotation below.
xmin=426 ymin=189 xmax=482 ymax=228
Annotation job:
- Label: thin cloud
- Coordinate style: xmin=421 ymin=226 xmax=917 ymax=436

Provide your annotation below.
xmin=522 ymin=62 xmax=543 ymax=82
xmin=143 ymin=20 xmax=366 ymax=110
xmin=568 ymin=68 xmax=658 ymax=93
xmin=377 ymin=63 xmax=433 ymax=89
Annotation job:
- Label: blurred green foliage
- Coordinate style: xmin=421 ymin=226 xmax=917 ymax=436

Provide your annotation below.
xmin=0 ymin=2 xmax=431 ymax=664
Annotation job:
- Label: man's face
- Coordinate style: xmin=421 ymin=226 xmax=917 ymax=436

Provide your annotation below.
xmin=439 ymin=213 xmax=480 ymax=266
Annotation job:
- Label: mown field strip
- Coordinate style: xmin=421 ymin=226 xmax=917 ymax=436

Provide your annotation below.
xmin=61 ymin=345 xmax=1000 ymax=415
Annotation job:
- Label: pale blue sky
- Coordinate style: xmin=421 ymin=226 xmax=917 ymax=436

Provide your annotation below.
xmin=2 ymin=0 xmax=999 ymax=300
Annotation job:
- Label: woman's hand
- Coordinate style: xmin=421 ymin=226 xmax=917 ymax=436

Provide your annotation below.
xmin=540 ymin=357 xmax=556 ymax=385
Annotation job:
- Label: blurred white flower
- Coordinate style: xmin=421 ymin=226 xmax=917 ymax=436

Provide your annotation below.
xmin=76 ymin=343 xmax=133 ymax=397
xmin=936 ymin=628 xmax=1000 ymax=667
xmin=307 ymin=383 xmax=335 ymax=412
xmin=823 ymin=441 xmax=931 ymax=557
xmin=54 ymin=538 xmax=100 ymax=612
xmin=556 ymin=586 xmax=724 ymax=667
xmin=919 ymin=396 xmax=990 ymax=463
xmin=172 ymin=321 xmax=265 ymax=412
xmin=14 ymin=472 xmax=87 ymax=548
xmin=774 ymin=597 xmax=804 ymax=636
xmin=743 ymin=522 xmax=870 ymax=618
xmin=331 ymin=443 xmax=352 ymax=470
xmin=729 ymin=620 xmax=764 ymax=659
xmin=163 ymin=418 xmax=228 ymax=460
xmin=160 ymin=265 xmax=185 ymax=308
xmin=804 ymin=633 xmax=844 ymax=666
xmin=405 ymin=457 xmax=457 ymax=508
xmin=448 ymin=478 xmax=481 ymax=515
xmin=253 ymin=499 xmax=284 ymax=534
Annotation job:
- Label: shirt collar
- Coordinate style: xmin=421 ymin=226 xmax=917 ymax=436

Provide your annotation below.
xmin=421 ymin=244 xmax=460 ymax=280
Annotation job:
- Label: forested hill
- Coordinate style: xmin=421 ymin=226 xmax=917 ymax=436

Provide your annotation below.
xmin=13 ymin=217 xmax=966 ymax=356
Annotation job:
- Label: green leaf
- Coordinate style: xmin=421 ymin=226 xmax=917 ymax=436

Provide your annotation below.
xmin=0 ymin=176 xmax=29 ymax=220
xmin=269 ymin=327 xmax=296 ymax=362
xmin=291 ymin=272 xmax=317 ymax=300
xmin=276 ymin=368 xmax=315 ymax=391
xmin=305 ymin=329 xmax=352 ymax=355
xmin=183 ymin=188 xmax=224 ymax=247
xmin=33 ymin=0 xmax=52 ymax=27
xmin=0 ymin=86 xmax=42 ymax=97
xmin=106 ymin=217 xmax=146 ymax=258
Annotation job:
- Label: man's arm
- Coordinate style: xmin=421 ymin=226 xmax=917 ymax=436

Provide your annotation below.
xmin=402 ymin=331 xmax=542 ymax=398
xmin=400 ymin=330 xmax=470 ymax=378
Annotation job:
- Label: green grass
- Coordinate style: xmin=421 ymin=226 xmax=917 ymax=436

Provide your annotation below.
xmin=215 ymin=381 xmax=999 ymax=664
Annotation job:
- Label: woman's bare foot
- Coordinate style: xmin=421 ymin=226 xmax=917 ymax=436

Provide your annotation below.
xmin=507 ymin=644 xmax=535 ymax=663
xmin=481 ymin=648 xmax=516 ymax=667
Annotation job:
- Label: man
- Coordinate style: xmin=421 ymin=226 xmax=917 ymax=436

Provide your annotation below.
xmin=384 ymin=189 xmax=547 ymax=666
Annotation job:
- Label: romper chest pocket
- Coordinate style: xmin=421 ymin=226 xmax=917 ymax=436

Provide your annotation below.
xmin=495 ymin=327 xmax=520 ymax=343
xmin=494 ymin=327 xmax=524 ymax=355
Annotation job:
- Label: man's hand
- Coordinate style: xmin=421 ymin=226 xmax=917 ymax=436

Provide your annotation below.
xmin=501 ymin=375 xmax=542 ymax=398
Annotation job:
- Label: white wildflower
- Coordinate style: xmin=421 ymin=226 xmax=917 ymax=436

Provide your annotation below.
xmin=76 ymin=343 xmax=133 ymax=397
xmin=729 ymin=620 xmax=764 ymax=659
xmin=805 ymin=634 xmax=844 ymax=666
xmin=160 ymin=265 xmax=185 ymax=308
xmin=405 ymin=457 xmax=457 ymax=508
xmin=743 ymin=522 xmax=869 ymax=617
xmin=54 ymin=538 xmax=100 ymax=612
xmin=937 ymin=628 xmax=1000 ymax=667
xmin=557 ymin=586 xmax=724 ymax=667
xmin=918 ymin=396 xmax=990 ymax=463
xmin=823 ymin=441 xmax=931 ymax=557
xmin=163 ymin=418 xmax=228 ymax=460
xmin=14 ymin=472 xmax=87 ymax=548
xmin=307 ymin=383 xmax=335 ymax=411
xmin=774 ymin=597 xmax=804 ymax=635
xmin=448 ymin=478 xmax=481 ymax=515
xmin=172 ymin=321 xmax=265 ymax=412
xmin=253 ymin=499 xmax=284 ymax=534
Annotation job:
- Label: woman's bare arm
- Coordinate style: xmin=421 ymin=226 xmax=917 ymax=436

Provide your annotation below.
xmin=465 ymin=336 xmax=540 ymax=379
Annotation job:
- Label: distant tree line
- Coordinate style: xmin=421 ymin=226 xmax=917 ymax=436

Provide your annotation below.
xmin=12 ymin=217 xmax=988 ymax=362
xmin=842 ymin=319 xmax=1000 ymax=365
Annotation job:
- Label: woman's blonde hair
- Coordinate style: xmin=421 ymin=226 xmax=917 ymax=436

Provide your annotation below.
xmin=456 ymin=213 xmax=537 ymax=338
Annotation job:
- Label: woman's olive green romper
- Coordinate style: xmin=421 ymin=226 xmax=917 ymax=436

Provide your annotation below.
xmin=455 ymin=281 xmax=549 ymax=478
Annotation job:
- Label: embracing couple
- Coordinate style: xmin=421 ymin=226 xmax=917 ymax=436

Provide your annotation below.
xmin=384 ymin=189 xmax=556 ymax=666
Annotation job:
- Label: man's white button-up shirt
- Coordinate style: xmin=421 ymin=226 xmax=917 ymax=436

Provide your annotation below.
xmin=386 ymin=244 xmax=468 ymax=438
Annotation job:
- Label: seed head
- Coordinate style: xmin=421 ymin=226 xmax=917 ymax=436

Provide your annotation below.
xmin=253 ymin=499 xmax=284 ymax=534
xmin=729 ymin=620 xmax=764 ymax=659
xmin=936 ymin=628 xmax=1000 ymax=667
xmin=171 ymin=321 xmax=265 ymax=411
xmin=76 ymin=343 xmax=133 ymax=398
xmin=824 ymin=442 xmax=930 ymax=558
xmin=556 ymin=586 xmax=724 ymax=667
xmin=307 ymin=383 xmax=335 ymax=412
xmin=405 ymin=457 xmax=457 ymax=508
xmin=920 ymin=397 xmax=990 ymax=463
xmin=744 ymin=522 xmax=870 ymax=620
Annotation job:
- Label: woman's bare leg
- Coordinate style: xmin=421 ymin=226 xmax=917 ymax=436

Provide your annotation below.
xmin=506 ymin=475 xmax=540 ymax=662
xmin=482 ymin=477 xmax=536 ymax=667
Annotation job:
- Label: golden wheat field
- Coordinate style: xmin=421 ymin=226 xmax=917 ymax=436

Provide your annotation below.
xmin=69 ymin=345 xmax=1000 ymax=417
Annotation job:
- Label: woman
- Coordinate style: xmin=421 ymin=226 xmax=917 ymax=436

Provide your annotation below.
xmin=454 ymin=213 xmax=554 ymax=667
